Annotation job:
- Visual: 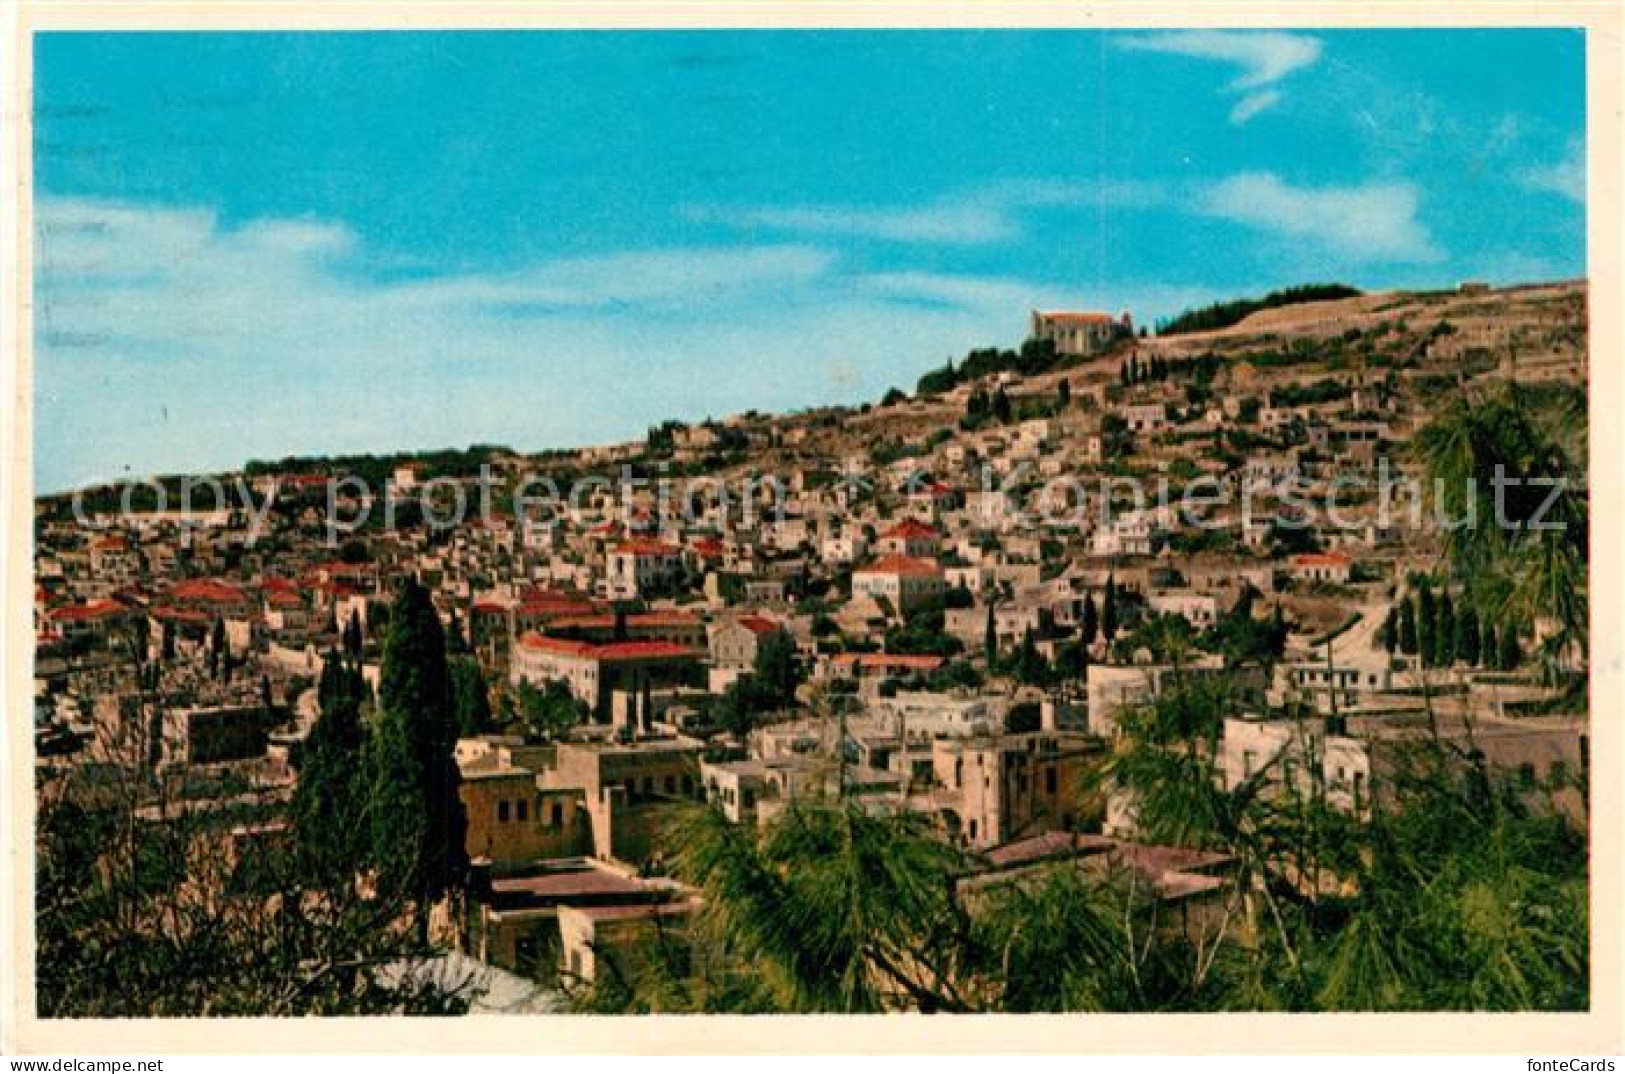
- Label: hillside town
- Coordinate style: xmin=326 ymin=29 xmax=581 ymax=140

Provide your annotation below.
xmin=33 ymin=279 xmax=1590 ymax=1014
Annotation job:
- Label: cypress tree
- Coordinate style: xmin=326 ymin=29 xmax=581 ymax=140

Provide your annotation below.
xmin=449 ymin=657 xmax=493 ymax=738
xmin=1102 ymin=577 xmax=1119 ymax=642
xmin=1479 ymin=620 xmax=1498 ymax=671
xmin=293 ymin=651 xmax=369 ymax=888
xmin=1497 ymin=624 xmax=1521 ymax=672
xmin=1456 ymin=605 xmax=1480 ymax=668
xmin=1379 ymin=607 xmax=1399 ymax=654
xmin=368 ymin=578 xmax=466 ymax=920
xmin=983 ymin=601 xmax=998 ymax=667
xmin=1416 ymin=583 xmax=1436 ymax=667
xmin=1057 ymin=378 xmax=1072 ymax=408
xmin=1435 ymin=591 xmax=1456 ymax=667
xmin=344 ymin=610 xmax=364 ymax=661
xmin=1398 ymin=595 xmax=1419 ymax=655
xmin=1080 ymin=593 xmax=1099 ymax=647
xmin=992 ymin=387 xmax=1013 ymax=425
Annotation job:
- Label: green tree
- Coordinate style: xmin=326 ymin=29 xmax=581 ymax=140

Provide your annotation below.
xmin=517 ymin=678 xmax=587 ymax=740
xmin=1435 ymin=591 xmax=1456 ymax=667
xmin=661 ymin=803 xmax=971 ymax=1013
xmin=1398 ymin=595 xmax=1419 ymax=656
xmin=1101 ymin=577 xmax=1119 ymax=642
xmin=344 ymin=609 xmax=364 ymax=661
xmin=368 ymin=578 xmax=466 ymax=922
xmin=1496 ymin=623 xmax=1522 ymax=671
xmin=1378 ymin=607 xmax=1399 ymax=655
xmin=1416 ymin=582 xmax=1436 ymax=668
xmin=449 ymin=657 xmax=493 ymax=738
xmin=1009 ymin=629 xmax=1050 ymax=686
xmin=1480 ymin=619 xmax=1499 ymax=671
xmin=992 ymin=386 xmax=1013 ymax=425
xmin=1454 ymin=603 xmax=1481 ymax=668
xmin=292 ymin=652 xmax=371 ymax=887
xmin=752 ymin=629 xmax=802 ymax=709
xmin=1412 ymin=381 xmax=1587 ymax=683
xmin=983 ymin=601 xmax=997 ymax=666
xmin=1004 ymin=701 xmax=1042 ymax=734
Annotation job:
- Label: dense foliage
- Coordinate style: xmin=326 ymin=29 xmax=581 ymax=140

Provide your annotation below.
xmin=1157 ymin=284 xmax=1362 ymax=336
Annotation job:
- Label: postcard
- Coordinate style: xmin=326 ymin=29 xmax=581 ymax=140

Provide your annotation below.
xmin=4 ymin=1 xmax=1621 ymax=1057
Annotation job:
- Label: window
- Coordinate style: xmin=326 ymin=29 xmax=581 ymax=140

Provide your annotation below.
xmin=551 ymin=802 xmax=564 ymax=826
xmin=1518 ymin=762 xmax=1537 ymax=789
xmin=497 ymin=800 xmax=510 ymax=823
xmin=516 ymin=799 xmax=529 ymax=822
xmin=1046 ymin=768 xmax=1057 ymax=795
xmin=664 ymin=775 xmax=676 ymax=795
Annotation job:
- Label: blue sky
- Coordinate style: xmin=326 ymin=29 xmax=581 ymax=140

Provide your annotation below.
xmin=33 ymin=30 xmax=1585 ymax=492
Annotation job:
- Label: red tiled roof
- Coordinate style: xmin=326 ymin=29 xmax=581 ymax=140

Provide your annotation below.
xmin=48 ymin=599 xmax=130 ymax=622
xmin=517 ymin=632 xmax=595 ymax=658
xmin=734 ymin=615 xmax=783 ymax=636
xmin=549 ymin=611 xmax=700 ymax=632
xmin=471 ymin=600 xmax=512 ymax=616
xmin=985 ymin=831 xmax=1114 ymax=869
xmin=170 ymin=578 xmax=250 ymax=605
xmin=593 ymin=640 xmax=701 ymax=662
xmin=517 ymin=632 xmax=699 ymax=663
xmin=856 ymin=555 xmax=942 ymax=578
xmin=1038 ymin=311 xmax=1117 ymax=325
xmin=1291 ymin=552 xmax=1352 ymax=567
xmin=613 ymin=538 xmax=682 ymax=557
xmin=516 ymin=589 xmax=600 ymax=618
xmin=882 ymin=519 xmax=940 ymax=540
xmin=150 ymin=605 xmax=211 ymax=625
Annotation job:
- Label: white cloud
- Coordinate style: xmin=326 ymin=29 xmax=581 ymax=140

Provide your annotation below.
xmin=31 ymin=197 xmax=1058 ymax=491
xmin=1229 ymin=90 xmax=1281 ymax=125
xmin=1119 ymin=31 xmax=1321 ymax=124
xmin=1517 ymin=141 xmax=1585 ymax=203
xmin=687 ymin=180 xmax=1164 ymax=246
xmin=1199 ymin=172 xmax=1443 ymax=263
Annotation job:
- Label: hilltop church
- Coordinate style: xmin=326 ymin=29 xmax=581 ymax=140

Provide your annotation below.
xmin=1029 ymin=309 xmax=1135 ymax=357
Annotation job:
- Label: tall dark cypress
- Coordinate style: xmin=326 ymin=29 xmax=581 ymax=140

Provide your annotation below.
xmin=983 ymin=600 xmax=998 ymax=667
xmin=369 ymin=578 xmax=466 ymax=918
xmin=1435 ymin=591 xmax=1457 ymax=667
xmin=293 ymin=651 xmax=370 ymax=888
